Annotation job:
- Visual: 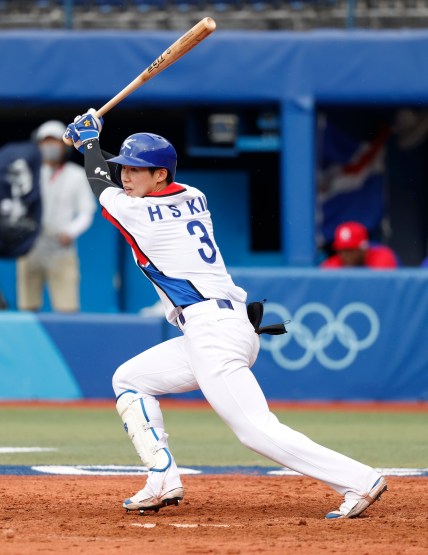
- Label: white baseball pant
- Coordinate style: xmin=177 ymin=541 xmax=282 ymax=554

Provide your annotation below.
xmin=112 ymin=299 xmax=379 ymax=499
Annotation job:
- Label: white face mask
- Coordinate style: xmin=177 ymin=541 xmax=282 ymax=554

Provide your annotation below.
xmin=39 ymin=143 xmax=64 ymax=163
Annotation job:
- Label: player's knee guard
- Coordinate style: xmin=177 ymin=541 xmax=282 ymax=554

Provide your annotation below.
xmin=116 ymin=390 xmax=171 ymax=471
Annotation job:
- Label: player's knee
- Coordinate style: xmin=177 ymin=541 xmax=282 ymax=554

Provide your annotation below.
xmin=236 ymin=431 xmax=260 ymax=451
xmin=231 ymin=423 xmax=261 ymax=449
xmin=111 ymin=368 xmax=121 ymax=397
xmin=234 ymin=413 xmax=280 ymax=450
xmin=112 ymin=363 xmax=127 ymax=397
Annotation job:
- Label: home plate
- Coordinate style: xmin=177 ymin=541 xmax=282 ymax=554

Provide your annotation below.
xmin=131 ymin=523 xmax=157 ymax=528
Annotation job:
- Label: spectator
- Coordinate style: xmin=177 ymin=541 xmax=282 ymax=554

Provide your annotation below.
xmin=321 ymin=221 xmax=398 ymax=269
xmin=17 ymin=120 xmax=96 ymax=312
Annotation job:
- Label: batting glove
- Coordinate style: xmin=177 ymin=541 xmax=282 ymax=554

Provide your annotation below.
xmin=63 ymin=123 xmax=84 ymax=154
xmin=74 ymin=108 xmax=104 ymax=144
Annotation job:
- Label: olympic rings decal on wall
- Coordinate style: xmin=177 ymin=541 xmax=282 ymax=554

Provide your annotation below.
xmin=259 ymin=302 xmax=380 ymax=371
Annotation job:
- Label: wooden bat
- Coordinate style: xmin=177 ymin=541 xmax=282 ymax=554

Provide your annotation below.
xmin=64 ymin=16 xmax=216 ymax=145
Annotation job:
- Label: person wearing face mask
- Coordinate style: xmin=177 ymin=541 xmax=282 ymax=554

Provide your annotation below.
xmin=16 ymin=120 xmax=96 ymax=312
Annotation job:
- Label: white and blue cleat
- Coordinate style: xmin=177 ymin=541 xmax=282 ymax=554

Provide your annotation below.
xmin=325 ymin=476 xmax=388 ymax=519
xmin=123 ymin=486 xmax=185 ymax=515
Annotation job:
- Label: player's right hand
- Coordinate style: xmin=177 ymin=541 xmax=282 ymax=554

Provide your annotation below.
xmin=74 ymin=108 xmax=104 ymax=144
xmin=64 ymin=109 xmax=103 ymax=153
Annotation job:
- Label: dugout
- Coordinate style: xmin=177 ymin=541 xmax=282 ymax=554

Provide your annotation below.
xmin=1 ymin=29 xmax=428 ymax=312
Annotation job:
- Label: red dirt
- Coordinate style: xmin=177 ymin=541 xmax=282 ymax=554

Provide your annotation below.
xmin=0 ymin=475 xmax=426 ymax=555
xmin=1 ymin=399 xmax=428 ymax=412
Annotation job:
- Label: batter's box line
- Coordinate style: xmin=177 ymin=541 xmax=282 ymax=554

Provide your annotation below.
xmin=131 ymin=522 xmax=233 ymax=528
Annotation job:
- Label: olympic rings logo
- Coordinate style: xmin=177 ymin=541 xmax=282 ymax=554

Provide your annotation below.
xmin=260 ymin=302 xmax=380 ymax=371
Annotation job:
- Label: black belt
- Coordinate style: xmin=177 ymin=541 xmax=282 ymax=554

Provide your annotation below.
xmin=178 ymin=299 xmax=233 ymax=326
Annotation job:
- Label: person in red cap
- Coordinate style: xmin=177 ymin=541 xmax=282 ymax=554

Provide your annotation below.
xmin=321 ymin=221 xmax=398 ymax=269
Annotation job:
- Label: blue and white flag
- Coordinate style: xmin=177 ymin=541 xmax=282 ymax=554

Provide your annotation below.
xmin=317 ymin=116 xmax=390 ymax=245
xmin=0 ymin=141 xmax=42 ymax=258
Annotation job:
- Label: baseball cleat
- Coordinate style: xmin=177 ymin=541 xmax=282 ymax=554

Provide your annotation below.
xmin=325 ymin=476 xmax=387 ymax=519
xmin=123 ymin=487 xmax=184 ymax=514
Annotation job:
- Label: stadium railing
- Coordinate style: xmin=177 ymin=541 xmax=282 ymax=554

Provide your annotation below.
xmin=2 ymin=0 xmax=428 ymax=30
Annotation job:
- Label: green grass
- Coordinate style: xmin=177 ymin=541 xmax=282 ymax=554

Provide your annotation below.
xmin=0 ymin=405 xmax=426 ymax=468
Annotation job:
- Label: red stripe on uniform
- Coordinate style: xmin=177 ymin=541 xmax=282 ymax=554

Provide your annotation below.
xmin=102 ymin=207 xmax=149 ymax=266
xmin=146 ymin=182 xmax=186 ymax=197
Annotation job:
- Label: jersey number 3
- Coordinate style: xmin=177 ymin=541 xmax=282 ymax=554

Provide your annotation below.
xmin=187 ymin=221 xmax=217 ymax=264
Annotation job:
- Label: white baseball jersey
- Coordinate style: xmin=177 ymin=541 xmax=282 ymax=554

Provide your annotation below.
xmin=99 ymin=182 xmax=247 ymax=324
xmin=82 ymin=137 xmax=382 ymax=517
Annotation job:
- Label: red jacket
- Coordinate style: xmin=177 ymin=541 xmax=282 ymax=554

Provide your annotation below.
xmin=321 ymin=245 xmax=398 ymax=269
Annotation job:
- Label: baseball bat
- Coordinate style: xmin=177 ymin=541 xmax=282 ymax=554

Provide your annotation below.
xmin=64 ymin=16 xmax=216 ymax=145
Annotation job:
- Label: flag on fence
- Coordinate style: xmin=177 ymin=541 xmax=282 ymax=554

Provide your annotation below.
xmin=0 ymin=141 xmax=42 ymax=258
xmin=317 ymin=116 xmax=390 ymax=246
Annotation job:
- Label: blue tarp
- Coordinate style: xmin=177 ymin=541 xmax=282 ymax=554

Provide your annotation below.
xmin=1 ymin=270 xmax=427 ymax=401
xmin=1 ymin=29 xmax=428 ymax=103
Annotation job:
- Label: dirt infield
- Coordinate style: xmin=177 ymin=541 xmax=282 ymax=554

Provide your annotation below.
xmin=1 ymin=475 xmax=427 ymax=555
xmin=2 ymin=399 xmax=428 ymax=412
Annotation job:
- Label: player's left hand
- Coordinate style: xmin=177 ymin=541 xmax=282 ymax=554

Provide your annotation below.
xmin=63 ymin=123 xmax=83 ymax=153
xmin=73 ymin=108 xmax=104 ymax=144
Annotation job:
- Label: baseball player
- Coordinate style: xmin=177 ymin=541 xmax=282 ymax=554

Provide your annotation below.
xmin=65 ymin=110 xmax=387 ymax=519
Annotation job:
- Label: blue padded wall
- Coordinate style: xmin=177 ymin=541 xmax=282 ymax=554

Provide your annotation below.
xmin=1 ymin=270 xmax=428 ymax=401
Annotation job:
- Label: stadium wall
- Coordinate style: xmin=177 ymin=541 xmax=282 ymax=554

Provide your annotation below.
xmin=2 ymin=30 xmax=428 ymax=401
xmin=1 ymin=29 xmax=428 ymax=268
xmin=1 ymin=269 xmax=427 ymax=402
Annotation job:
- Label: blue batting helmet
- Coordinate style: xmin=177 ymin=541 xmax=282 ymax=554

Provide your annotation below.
xmin=107 ymin=133 xmax=177 ymax=180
